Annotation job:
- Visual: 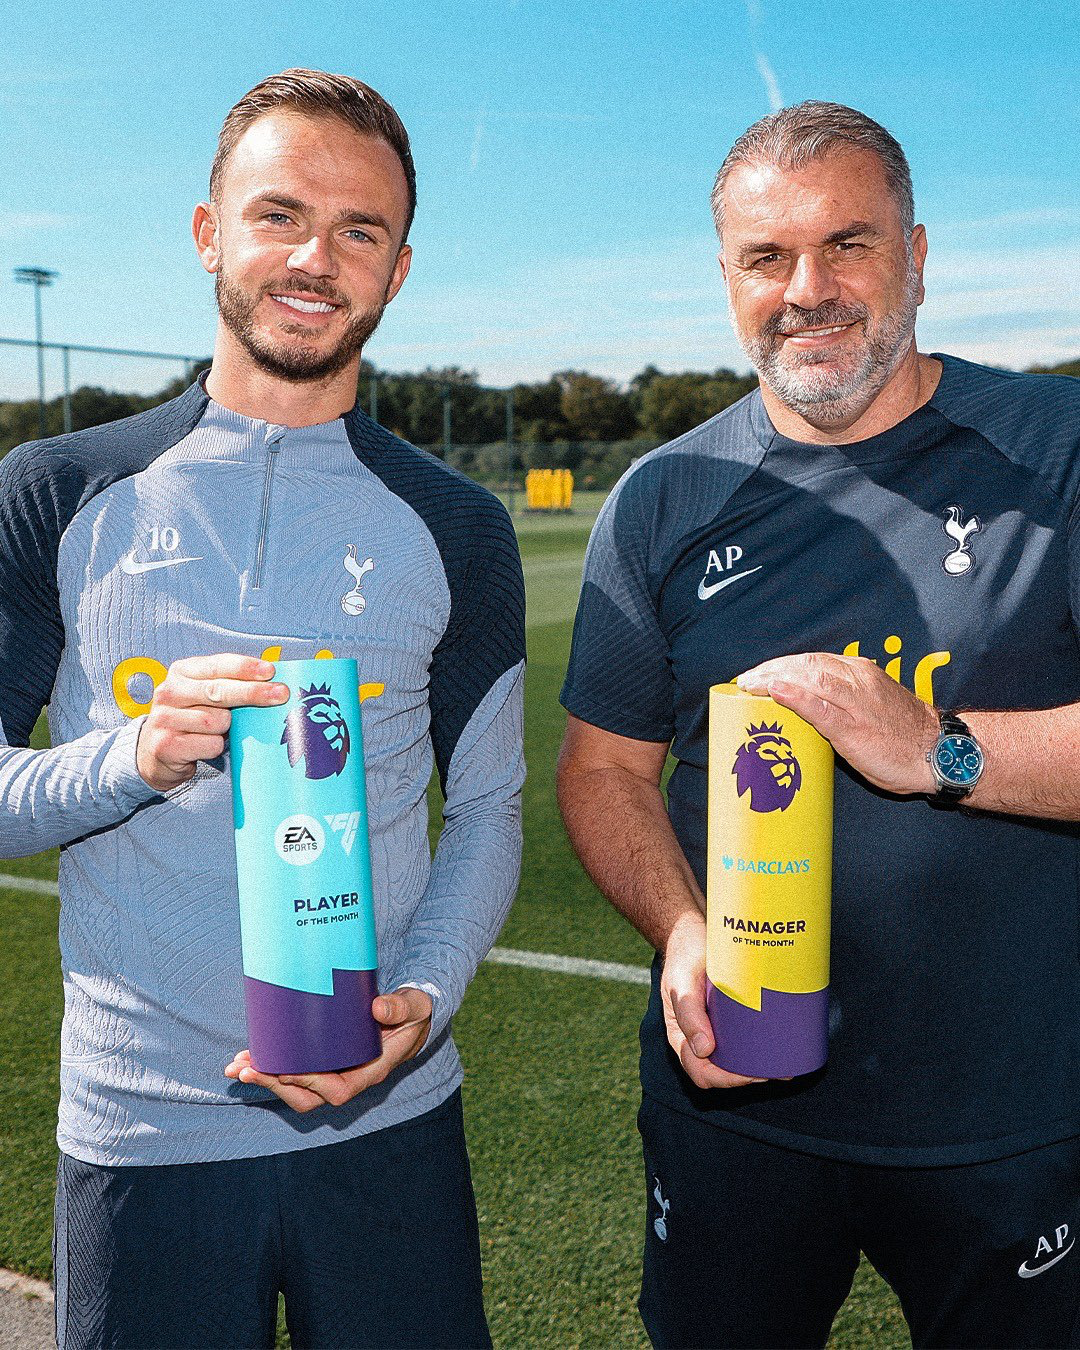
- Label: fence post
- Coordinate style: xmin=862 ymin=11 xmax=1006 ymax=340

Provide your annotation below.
xmin=62 ymin=346 xmax=72 ymax=434
xmin=505 ymin=388 xmax=514 ymax=518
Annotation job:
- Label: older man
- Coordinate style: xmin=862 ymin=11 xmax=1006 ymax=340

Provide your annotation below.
xmin=0 ymin=70 xmax=524 ymax=1348
xmin=558 ymin=102 xmax=1079 ymax=1348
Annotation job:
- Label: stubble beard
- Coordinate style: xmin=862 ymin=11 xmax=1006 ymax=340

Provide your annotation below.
xmin=732 ymin=252 xmax=921 ymax=428
xmin=215 ymin=270 xmax=386 ymax=383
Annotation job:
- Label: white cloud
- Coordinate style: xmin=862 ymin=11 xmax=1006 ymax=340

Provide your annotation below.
xmin=0 ymin=211 xmax=74 ymax=239
xmin=742 ymin=0 xmax=783 ymax=112
xmin=754 ymin=53 xmax=783 ymax=114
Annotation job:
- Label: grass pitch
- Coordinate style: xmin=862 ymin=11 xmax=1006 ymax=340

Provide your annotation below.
xmin=0 ymin=490 xmax=907 ymax=1347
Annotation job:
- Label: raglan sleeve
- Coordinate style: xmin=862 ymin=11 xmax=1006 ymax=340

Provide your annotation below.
xmin=1069 ymin=482 xmax=1080 ymax=637
xmin=387 ymin=494 xmax=526 ymax=1042
xmin=559 ymin=463 xmax=675 ymax=741
xmin=0 ymin=442 xmax=159 ymax=858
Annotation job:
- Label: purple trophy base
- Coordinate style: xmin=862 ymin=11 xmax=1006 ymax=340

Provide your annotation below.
xmin=244 ymin=967 xmax=381 ymax=1075
xmin=707 ymin=981 xmax=828 ymax=1080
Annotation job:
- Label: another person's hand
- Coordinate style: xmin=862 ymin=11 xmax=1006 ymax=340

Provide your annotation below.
xmin=661 ymin=910 xmax=766 ymax=1089
xmin=737 ymin=652 xmax=938 ymax=795
xmin=223 ymin=988 xmax=434 ymax=1114
xmin=136 ymin=655 xmax=289 ymax=792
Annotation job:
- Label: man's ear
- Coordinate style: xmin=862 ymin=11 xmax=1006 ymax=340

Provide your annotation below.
xmin=911 ymin=224 xmax=927 ymax=306
xmin=384 ymin=242 xmax=413 ymax=306
xmin=193 ymin=202 xmax=221 ymax=275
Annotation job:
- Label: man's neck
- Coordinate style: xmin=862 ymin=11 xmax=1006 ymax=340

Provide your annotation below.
xmin=759 ymin=345 xmax=943 ymax=445
xmin=204 ymin=330 xmax=360 ymax=428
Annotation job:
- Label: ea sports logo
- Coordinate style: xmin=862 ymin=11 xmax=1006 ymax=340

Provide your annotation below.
xmin=274 ymin=814 xmax=326 ymax=866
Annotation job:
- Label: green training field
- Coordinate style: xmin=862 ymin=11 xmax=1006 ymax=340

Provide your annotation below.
xmin=0 ymin=490 xmax=908 ymax=1348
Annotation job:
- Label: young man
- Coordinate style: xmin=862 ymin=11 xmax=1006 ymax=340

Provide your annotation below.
xmin=558 ymin=102 xmax=1079 ymax=1348
xmin=0 ymin=70 xmax=524 ymax=1348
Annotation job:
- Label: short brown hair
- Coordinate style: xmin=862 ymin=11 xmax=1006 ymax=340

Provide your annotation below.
xmin=210 ymin=68 xmax=417 ymax=241
xmin=712 ymin=101 xmax=913 ymax=245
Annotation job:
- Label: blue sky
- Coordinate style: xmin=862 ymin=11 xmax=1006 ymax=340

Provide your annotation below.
xmin=1 ymin=0 xmax=1077 ymax=399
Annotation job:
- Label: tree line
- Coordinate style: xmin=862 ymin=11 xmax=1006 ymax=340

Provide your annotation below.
xmin=2 ymin=357 xmax=1076 ymax=491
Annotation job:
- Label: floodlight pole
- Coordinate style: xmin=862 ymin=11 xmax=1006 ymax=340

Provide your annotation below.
xmin=14 ymin=267 xmax=58 ymax=438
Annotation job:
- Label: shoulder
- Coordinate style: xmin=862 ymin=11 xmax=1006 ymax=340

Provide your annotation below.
xmin=0 ymin=383 xmax=209 ymax=521
xmin=931 ymin=354 xmax=1080 ymax=496
xmin=932 ymin=352 xmax=1080 ymax=412
xmin=593 ymin=390 xmax=766 ymax=551
xmin=343 ymin=408 xmax=517 ymax=562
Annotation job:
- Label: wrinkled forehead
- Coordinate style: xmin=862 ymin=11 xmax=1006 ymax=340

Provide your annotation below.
xmin=719 ymin=147 xmax=902 ymax=249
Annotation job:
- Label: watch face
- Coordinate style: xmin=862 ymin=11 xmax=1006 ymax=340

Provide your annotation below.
xmin=935 ymin=734 xmax=983 ymax=786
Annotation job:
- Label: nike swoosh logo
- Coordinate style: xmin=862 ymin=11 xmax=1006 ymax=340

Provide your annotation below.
xmin=697 ymin=566 xmax=763 ymax=600
xmin=1018 ymin=1238 xmax=1074 ymax=1278
xmin=120 ymin=552 xmax=203 ymax=576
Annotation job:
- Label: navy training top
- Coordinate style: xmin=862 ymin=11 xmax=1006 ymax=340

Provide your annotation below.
xmin=561 ymin=355 xmax=1080 ymax=1166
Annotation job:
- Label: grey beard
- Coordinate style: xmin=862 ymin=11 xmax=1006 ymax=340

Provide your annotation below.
xmin=215 ymin=273 xmax=385 ymax=383
xmin=732 ymin=256 xmax=921 ymax=427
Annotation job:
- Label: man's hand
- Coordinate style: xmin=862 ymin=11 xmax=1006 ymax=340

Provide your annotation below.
xmin=661 ymin=910 xmax=766 ymax=1089
xmin=737 ymin=653 xmax=938 ymax=795
xmin=223 ymin=988 xmax=434 ymax=1114
xmin=136 ymin=655 xmax=289 ymax=792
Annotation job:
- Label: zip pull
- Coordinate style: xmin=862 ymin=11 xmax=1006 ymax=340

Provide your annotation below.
xmin=252 ymin=432 xmax=284 ymax=589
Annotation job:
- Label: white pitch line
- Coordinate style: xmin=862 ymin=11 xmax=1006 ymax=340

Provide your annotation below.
xmin=0 ymin=873 xmax=652 ymax=987
xmin=487 ymin=946 xmax=650 ymax=985
xmin=0 ymin=873 xmax=59 ymax=896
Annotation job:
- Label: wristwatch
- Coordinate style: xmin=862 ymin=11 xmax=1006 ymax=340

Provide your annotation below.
xmin=927 ymin=710 xmax=984 ymax=802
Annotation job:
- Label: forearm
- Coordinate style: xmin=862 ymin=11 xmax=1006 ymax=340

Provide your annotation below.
xmin=557 ymin=760 xmax=703 ymax=953
xmin=0 ymin=719 xmax=160 ymax=857
xmin=391 ymin=799 xmax=522 ymax=1040
xmin=963 ymin=704 xmax=1080 ymax=819
xmin=736 ymin=656 xmax=1080 ymax=823
xmin=393 ymin=663 xmax=526 ymax=1039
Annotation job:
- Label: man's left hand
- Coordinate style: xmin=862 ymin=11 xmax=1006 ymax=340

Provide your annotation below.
xmin=737 ymin=653 xmax=938 ymax=795
xmin=224 ymin=988 xmax=433 ymax=1114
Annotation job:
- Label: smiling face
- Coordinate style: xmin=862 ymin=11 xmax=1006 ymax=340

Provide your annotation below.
xmin=718 ymin=147 xmax=926 ymax=430
xmin=194 ymin=110 xmax=412 ymax=385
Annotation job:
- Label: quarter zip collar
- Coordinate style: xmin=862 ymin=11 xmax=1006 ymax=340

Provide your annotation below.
xmin=181 ymin=378 xmax=359 ymax=472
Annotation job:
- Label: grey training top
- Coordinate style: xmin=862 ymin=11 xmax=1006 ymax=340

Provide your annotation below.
xmin=0 ymin=380 xmax=526 ymax=1166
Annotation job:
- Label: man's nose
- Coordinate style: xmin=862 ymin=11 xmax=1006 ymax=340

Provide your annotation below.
xmin=783 ymin=251 xmax=839 ymax=311
xmin=287 ymin=233 xmax=338 ymax=279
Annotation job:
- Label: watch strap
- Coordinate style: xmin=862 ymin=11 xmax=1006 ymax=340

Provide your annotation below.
xmin=938 ymin=710 xmax=970 ymax=739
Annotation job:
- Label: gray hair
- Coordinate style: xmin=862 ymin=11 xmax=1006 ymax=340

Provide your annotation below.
xmin=711 ymin=101 xmax=914 ymax=245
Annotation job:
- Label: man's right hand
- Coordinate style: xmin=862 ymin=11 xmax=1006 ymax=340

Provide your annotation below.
xmin=661 ymin=909 xmax=767 ymax=1090
xmin=136 ymin=655 xmax=289 ymax=792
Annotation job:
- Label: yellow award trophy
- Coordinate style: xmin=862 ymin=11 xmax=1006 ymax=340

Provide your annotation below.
xmin=706 ymin=683 xmax=834 ymax=1079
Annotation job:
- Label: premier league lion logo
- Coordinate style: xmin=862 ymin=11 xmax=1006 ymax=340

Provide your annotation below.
xmin=281 ymin=683 xmax=351 ymax=780
xmin=732 ymin=722 xmax=802 ymax=813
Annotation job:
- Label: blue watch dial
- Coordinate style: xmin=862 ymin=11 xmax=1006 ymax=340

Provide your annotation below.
xmin=935 ymin=734 xmax=983 ymax=785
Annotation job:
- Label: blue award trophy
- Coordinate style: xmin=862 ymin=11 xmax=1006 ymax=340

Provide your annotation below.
xmin=229 ymin=658 xmax=380 ymax=1074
